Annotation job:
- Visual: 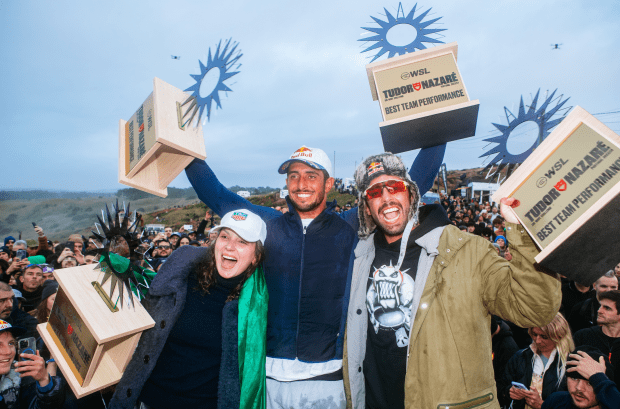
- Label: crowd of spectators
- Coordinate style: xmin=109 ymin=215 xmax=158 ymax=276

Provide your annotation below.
xmin=0 ymin=209 xmax=222 ymax=408
xmin=0 ymin=194 xmax=619 ymax=408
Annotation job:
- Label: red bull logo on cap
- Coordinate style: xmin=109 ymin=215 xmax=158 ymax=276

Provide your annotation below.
xmin=291 ymin=146 xmax=313 ymax=159
xmin=232 ymin=212 xmax=248 ymax=221
xmin=367 ymin=162 xmax=384 ymax=176
xmin=0 ymin=320 xmax=10 ymax=331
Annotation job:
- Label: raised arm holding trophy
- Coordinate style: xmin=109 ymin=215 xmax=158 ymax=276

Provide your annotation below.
xmin=342 ymin=4 xmax=561 ymax=409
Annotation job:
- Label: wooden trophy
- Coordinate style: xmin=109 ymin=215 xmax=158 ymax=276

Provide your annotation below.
xmin=119 ymin=77 xmax=207 ymax=197
xmin=365 ymin=42 xmax=479 ymax=153
xmin=492 ymin=106 xmax=620 ymax=285
xmin=38 ymin=264 xmax=155 ymax=398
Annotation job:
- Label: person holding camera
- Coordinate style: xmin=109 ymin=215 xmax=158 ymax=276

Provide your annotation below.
xmin=110 ymin=209 xmax=269 ymax=409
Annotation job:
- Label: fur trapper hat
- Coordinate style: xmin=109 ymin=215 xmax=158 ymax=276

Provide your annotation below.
xmin=354 ymin=153 xmax=421 ymax=239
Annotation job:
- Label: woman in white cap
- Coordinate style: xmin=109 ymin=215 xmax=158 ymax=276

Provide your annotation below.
xmin=110 ymin=209 xmax=268 ymax=409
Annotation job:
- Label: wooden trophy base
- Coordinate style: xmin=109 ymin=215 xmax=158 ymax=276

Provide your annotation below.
xmin=379 ymin=100 xmax=479 ymax=153
xmin=38 ymin=264 xmax=154 ymax=398
xmin=119 ymin=77 xmax=206 ymax=198
xmin=39 ymin=323 xmax=141 ymax=398
xmin=365 ymin=42 xmax=479 ymax=153
xmin=492 ymin=106 xmax=620 ymax=285
xmin=536 ymin=189 xmax=620 ymax=285
xmin=119 ymin=122 xmax=196 ymax=198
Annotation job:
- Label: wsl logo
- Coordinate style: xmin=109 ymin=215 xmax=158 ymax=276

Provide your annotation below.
xmin=400 ymin=68 xmax=430 ymax=81
xmin=401 ymin=68 xmax=430 ymax=80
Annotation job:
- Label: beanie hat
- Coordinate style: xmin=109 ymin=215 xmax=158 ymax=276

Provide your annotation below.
xmin=494 ymin=235 xmax=508 ymax=247
xmin=27 ymin=255 xmax=46 ymax=265
xmin=41 ymin=280 xmax=59 ymax=302
xmin=3 ymin=237 xmax=15 ymax=246
xmin=354 ymin=153 xmax=420 ymax=239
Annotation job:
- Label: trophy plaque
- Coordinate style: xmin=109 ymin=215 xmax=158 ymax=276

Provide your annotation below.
xmin=38 ymin=264 xmax=155 ymax=398
xmin=118 ymin=77 xmax=207 ymax=198
xmin=492 ymin=106 xmax=620 ymax=285
xmin=365 ymin=42 xmax=480 ymax=153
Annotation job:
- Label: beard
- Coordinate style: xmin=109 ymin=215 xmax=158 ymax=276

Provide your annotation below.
xmin=290 ymin=188 xmax=326 ymax=213
xmin=370 ymin=199 xmax=413 ymax=238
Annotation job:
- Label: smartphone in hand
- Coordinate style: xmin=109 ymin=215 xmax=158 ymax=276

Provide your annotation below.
xmin=511 ymin=381 xmax=528 ymax=390
xmin=17 ymin=337 xmax=37 ymax=361
xmin=15 ymin=250 xmax=28 ymax=261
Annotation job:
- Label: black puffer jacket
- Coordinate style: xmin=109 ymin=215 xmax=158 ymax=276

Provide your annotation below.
xmin=498 ymin=347 xmax=567 ymax=409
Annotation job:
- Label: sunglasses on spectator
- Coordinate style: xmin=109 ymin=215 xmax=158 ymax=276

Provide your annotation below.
xmin=158 ymin=245 xmax=171 ymax=249
xmin=364 ymin=179 xmax=409 ymax=200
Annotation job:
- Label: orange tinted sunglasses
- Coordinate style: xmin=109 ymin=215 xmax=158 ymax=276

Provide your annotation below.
xmin=364 ymin=179 xmax=409 ymax=200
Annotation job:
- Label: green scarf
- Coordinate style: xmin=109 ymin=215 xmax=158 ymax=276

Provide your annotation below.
xmin=237 ymin=265 xmax=268 ymax=409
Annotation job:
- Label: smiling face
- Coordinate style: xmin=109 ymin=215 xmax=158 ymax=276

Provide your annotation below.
xmin=0 ymin=332 xmax=16 ymax=375
xmin=286 ymin=162 xmax=334 ymax=219
xmin=567 ymin=378 xmax=599 ymax=409
xmin=214 ymin=228 xmax=258 ymax=279
xmin=364 ymin=175 xmax=413 ymax=244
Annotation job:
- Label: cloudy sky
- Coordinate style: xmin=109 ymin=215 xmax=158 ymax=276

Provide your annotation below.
xmin=2 ymin=0 xmax=619 ymax=192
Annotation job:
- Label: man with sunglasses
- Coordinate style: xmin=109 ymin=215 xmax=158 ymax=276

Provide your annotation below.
xmin=150 ymin=239 xmax=172 ymax=272
xmin=343 ymin=153 xmax=561 ymax=409
xmin=185 ymin=145 xmax=444 ymax=408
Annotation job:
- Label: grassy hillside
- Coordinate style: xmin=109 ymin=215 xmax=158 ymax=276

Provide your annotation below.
xmin=0 ymin=196 xmax=201 ymax=242
xmin=1 ymin=166 xmax=490 ymax=242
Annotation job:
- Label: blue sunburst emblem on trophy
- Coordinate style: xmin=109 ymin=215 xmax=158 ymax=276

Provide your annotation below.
xmin=480 ymin=89 xmax=571 ymax=177
xmin=181 ymin=38 xmax=243 ymax=127
xmin=360 ymin=2 xmax=446 ymax=62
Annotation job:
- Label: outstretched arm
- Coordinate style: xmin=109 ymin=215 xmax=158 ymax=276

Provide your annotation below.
xmin=185 ymin=159 xmax=280 ymax=221
xmin=409 ymin=143 xmax=446 ymax=194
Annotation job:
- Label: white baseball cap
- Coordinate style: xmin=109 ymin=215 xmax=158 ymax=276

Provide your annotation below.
xmin=211 ymin=209 xmax=267 ymax=244
xmin=278 ymin=146 xmax=332 ymax=178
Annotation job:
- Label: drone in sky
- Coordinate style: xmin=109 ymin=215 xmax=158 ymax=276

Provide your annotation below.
xmin=171 ymin=55 xmax=181 ymax=60
xmin=551 ymin=44 xmax=562 ymax=50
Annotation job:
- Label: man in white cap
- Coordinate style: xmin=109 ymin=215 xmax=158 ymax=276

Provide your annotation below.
xmin=185 ymin=145 xmax=444 ymax=408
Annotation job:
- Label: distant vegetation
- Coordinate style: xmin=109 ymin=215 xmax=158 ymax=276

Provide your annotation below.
xmin=0 ymin=166 xmax=486 ymax=242
xmin=0 ymin=190 xmax=115 ymax=200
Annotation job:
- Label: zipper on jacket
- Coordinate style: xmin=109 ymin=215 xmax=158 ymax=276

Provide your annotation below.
xmin=295 ymin=224 xmax=307 ymax=356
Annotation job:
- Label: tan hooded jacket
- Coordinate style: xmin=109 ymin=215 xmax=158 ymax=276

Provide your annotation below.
xmin=343 ymin=222 xmax=561 ymax=409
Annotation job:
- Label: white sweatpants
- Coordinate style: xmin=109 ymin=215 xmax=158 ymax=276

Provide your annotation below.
xmin=266 ymin=378 xmax=346 ymax=409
